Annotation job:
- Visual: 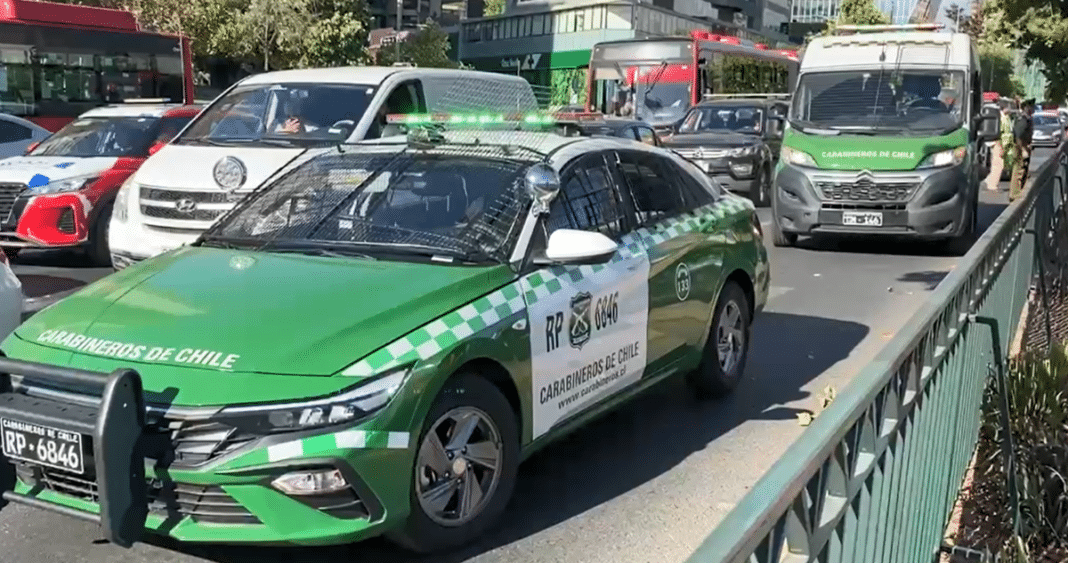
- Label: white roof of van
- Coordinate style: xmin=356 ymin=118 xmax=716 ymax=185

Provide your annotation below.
xmin=803 ymin=32 xmax=974 ymax=71
xmin=240 ymin=66 xmax=528 ymax=86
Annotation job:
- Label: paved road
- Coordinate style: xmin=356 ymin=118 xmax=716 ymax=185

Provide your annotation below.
xmin=0 ymin=150 xmax=1050 ymax=563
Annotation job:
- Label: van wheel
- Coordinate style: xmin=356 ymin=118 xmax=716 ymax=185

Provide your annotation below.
xmin=769 ymin=212 xmax=797 ymax=247
xmin=942 ymin=199 xmax=977 ymax=256
xmin=687 ymin=282 xmax=751 ymax=398
xmin=86 ymin=200 xmax=113 ymax=267
xmin=750 ymin=166 xmax=771 ymax=207
xmin=389 ymin=373 xmax=519 ymax=554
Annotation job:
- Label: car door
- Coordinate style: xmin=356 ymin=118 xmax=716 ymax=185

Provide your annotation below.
xmin=610 ymin=149 xmax=723 ymax=376
xmin=522 ymin=151 xmax=651 ymax=440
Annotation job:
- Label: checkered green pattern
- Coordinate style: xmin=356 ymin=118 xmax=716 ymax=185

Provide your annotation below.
xmin=340 ymin=194 xmax=753 ymax=377
xmin=231 ymin=430 xmax=413 ymax=467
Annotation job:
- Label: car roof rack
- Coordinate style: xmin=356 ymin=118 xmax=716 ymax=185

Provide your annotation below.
xmin=833 ymin=23 xmax=944 ymax=34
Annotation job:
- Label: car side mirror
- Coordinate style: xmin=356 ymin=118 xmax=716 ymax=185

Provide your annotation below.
xmin=767 ymin=116 xmax=784 ymax=138
xmin=542 ymin=229 xmax=618 ymax=265
xmin=976 ymin=111 xmax=999 ymax=142
xmin=24 ymin=141 xmax=38 ymax=154
xmin=148 ymin=142 xmax=165 ymax=156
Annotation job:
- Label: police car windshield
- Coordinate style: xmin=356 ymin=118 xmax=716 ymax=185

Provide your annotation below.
xmin=678 ymin=106 xmax=763 ymax=134
xmin=202 ymin=148 xmax=532 ymax=263
xmin=177 ymin=83 xmax=375 ymax=146
xmin=1034 ymin=115 xmax=1060 ymax=127
xmin=30 ymin=116 xmax=163 ymax=157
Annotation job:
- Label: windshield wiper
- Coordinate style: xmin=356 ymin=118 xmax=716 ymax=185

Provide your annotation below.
xmin=349 ymin=241 xmax=500 ymax=264
xmin=788 ymin=119 xmax=840 ymax=136
xmin=259 ymin=241 xmax=376 ymax=260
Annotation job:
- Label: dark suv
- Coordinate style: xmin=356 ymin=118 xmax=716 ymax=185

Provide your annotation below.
xmin=661 ymin=97 xmax=787 ymax=206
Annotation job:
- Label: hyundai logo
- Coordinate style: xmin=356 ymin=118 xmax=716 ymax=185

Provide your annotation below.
xmin=175 ymin=198 xmax=197 ymax=213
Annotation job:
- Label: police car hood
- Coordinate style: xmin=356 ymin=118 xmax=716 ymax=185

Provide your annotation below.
xmin=0 ymin=156 xmax=120 ymax=187
xmin=12 ymin=246 xmax=517 ymax=376
xmin=134 ymin=144 xmax=305 ymax=191
xmin=662 ymin=131 xmax=760 ymax=148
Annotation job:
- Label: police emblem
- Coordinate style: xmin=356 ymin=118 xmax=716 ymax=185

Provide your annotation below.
xmin=569 ymin=292 xmax=592 ymax=349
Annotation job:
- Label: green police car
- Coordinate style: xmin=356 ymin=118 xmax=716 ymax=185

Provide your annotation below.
xmin=0 ymin=115 xmax=769 ymax=553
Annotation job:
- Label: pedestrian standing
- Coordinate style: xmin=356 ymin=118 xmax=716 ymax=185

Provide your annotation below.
xmin=986 ymin=101 xmax=1014 ymax=191
xmin=1009 ymin=98 xmax=1035 ymax=202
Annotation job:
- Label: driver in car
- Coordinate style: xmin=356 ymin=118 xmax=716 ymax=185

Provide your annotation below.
xmin=275 ymin=97 xmax=319 ymax=134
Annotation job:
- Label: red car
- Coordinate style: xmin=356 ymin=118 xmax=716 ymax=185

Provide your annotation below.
xmin=0 ymin=101 xmax=201 ymax=265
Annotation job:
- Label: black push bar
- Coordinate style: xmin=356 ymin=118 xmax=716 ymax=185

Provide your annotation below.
xmin=0 ymin=356 xmax=147 ymax=548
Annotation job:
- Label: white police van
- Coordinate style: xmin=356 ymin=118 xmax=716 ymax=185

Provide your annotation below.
xmin=109 ymin=66 xmax=542 ymax=268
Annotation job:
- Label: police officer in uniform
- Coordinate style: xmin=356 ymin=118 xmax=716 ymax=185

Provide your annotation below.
xmin=1009 ymin=98 xmax=1035 ymax=202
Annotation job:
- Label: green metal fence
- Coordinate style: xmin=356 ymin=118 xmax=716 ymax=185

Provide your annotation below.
xmin=686 ymin=144 xmax=1068 ymax=563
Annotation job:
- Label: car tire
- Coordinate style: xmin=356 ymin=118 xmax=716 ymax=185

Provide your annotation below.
xmin=769 ymin=210 xmax=797 ymax=247
xmin=86 ymin=200 xmax=113 ymax=267
xmin=2 ymin=248 xmax=18 ymax=262
xmin=942 ymin=197 xmax=977 ymax=256
xmin=687 ymin=281 xmax=751 ymax=399
xmin=390 ymin=372 xmax=519 ymax=554
xmin=750 ymin=166 xmax=771 ymax=207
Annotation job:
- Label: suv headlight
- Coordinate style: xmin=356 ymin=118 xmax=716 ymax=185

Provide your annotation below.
xmin=729 ymin=145 xmax=758 ymax=157
xmin=216 ymin=366 xmax=411 ymax=431
xmin=31 ymin=175 xmax=98 ymax=195
xmin=113 ymin=178 xmax=137 ymax=222
xmin=917 ymin=146 xmax=966 ymax=169
xmin=781 ymin=146 xmax=816 ymax=167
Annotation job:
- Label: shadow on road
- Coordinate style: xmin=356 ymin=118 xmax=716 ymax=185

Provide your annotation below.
xmin=16 ymin=274 xmax=86 ymax=298
xmin=156 ymin=312 xmax=869 ymax=563
xmin=790 ymin=200 xmax=1010 ymax=258
xmin=896 ymin=270 xmax=950 ymax=291
xmin=11 ymin=248 xmax=97 ymax=269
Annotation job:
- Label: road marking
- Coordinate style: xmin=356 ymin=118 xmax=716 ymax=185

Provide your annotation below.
xmin=768 ymin=286 xmax=792 ymax=300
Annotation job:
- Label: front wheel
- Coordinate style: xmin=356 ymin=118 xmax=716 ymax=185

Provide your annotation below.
xmin=390 ymin=373 xmax=519 ymax=554
xmin=687 ymin=282 xmax=752 ymax=398
xmin=86 ymin=200 xmax=114 ymax=267
xmin=749 ymin=166 xmax=771 ymax=207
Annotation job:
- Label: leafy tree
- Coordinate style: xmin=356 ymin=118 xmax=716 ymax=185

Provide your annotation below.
xmin=235 ymin=0 xmax=311 ymax=71
xmin=821 ymin=0 xmax=889 ymax=35
xmin=979 ymin=42 xmax=1024 ymax=97
xmin=299 ymin=0 xmax=372 ymax=67
xmin=982 ymin=0 xmax=1068 ymax=102
xmin=483 ymin=0 xmax=505 ymax=17
xmin=944 ymin=3 xmax=967 ymax=32
xmin=375 ymin=20 xmax=459 ymax=68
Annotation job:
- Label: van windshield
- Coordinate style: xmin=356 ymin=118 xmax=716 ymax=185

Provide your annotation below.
xmin=176 ymin=83 xmax=376 ymax=147
xmin=791 ymin=69 xmax=966 ymax=134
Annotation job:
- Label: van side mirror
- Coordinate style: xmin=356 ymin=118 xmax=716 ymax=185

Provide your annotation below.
xmin=976 ymin=107 xmax=999 ymax=142
xmin=767 ymin=115 xmax=784 ymax=138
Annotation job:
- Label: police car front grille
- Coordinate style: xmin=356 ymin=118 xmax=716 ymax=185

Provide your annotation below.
xmin=816 ymin=180 xmax=919 ymax=202
xmin=164 ymin=418 xmax=261 ymax=467
xmin=14 ymin=463 xmax=261 ymax=525
xmin=0 ymin=182 xmax=25 ymax=222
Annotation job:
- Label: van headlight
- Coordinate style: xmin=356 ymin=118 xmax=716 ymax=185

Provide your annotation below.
xmin=113 ymin=178 xmax=137 ymax=222
xmin=216 ymin=366 xmax=411 ymax=431
xmin=781 ymin=146 xmax=816 ymax=167
xmin=917 ymin=146 xmax=966 ymax=169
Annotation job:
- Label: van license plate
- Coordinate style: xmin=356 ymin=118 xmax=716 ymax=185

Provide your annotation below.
xmin=0 ymin=418 xmax=85 ymax=474
xmin=842 ymin=212 xmax=883 ymax=226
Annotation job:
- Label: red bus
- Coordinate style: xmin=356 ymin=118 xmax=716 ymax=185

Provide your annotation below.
xmin=586 ymin=30 xmax=799 ymax=135
xmin=0 ymin=0 xmax=194 ymax=131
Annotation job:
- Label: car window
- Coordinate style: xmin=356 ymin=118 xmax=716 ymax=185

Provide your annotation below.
xmin=667 ymin=157 xmax=719 ymax=208
xmin=156 ymin=115 xmax=194 ymax=144
xmin=0 ymin=119 xmax=31 ymax=143
xmin=614 ymin=150 xmax=686 ymax=225
xmin=545 ymin=153 xmax=627 ymax=240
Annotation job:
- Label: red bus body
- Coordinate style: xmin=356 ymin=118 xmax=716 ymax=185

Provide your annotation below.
xmin=0 ymin=0 xmax=194 ymax=132
xmin=585 ymin=31 xmax=798 ymax=133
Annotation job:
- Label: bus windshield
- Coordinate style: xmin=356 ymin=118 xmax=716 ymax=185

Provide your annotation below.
xmin=792 ymin=69 xmax=967 ymax=134
xmin=177 ymin=83 xmax=376 ymax=147
xmin=29 ymin=116 xmax=168 ymax=158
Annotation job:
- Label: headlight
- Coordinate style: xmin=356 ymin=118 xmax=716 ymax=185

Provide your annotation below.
xmin=729 ymin=145 xmax=758 ymax=157
xmin=31 ymin=175 xmax=97 ymax=195
xmin=113 ymin=178 xmax=137 ymax=222
xmin=781 ymin=146 xmax=816 ymax=167
xmin=917 ymin=146 xmax=966 ymax=169
xmin=216 ymin=366 xmax=411 ymax=431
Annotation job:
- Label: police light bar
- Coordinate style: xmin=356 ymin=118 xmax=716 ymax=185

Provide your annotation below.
xmin=386 ymin=113 xmax=558 ymax=125
xmin=833 ymin=23 xmax=944 ymax=34
xmin=552 ymin=111 xmax=606 ymax=121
